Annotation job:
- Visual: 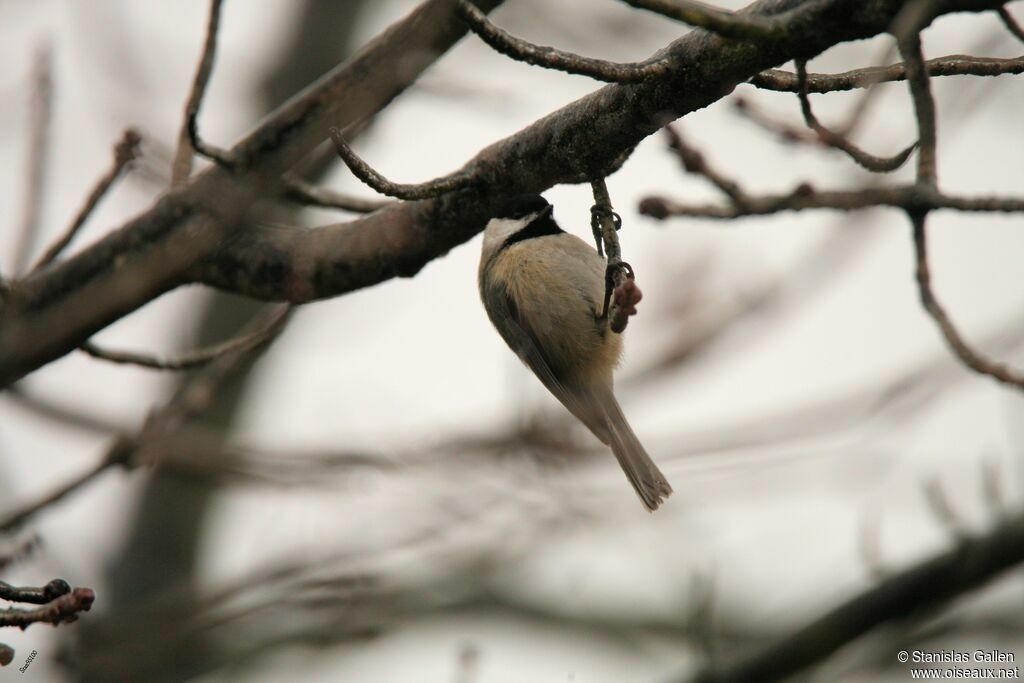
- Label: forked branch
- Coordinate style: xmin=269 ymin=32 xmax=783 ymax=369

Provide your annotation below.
xmin=171 ymin=0 xmax=233 ymax=182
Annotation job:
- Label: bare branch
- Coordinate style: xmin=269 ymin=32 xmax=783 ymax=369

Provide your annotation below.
xmin=171 ymin=0 xmax=233 ymax=183
xmin=794 ymin=60 xmax=916 ymax=172
xmin=457 ymin=0 xmax=669 ymax=82
xmin=281 ymin=174 xmax=392 ymax=213
xmin=0 ymin=306 xmax=291 ymax=533
xmin=2 ymin=385 xmax=126 ymax=435
xmin=750 ymin=54 xmax=1024 ymax=92
xmin=621 ymin=0 xmax=784 ymax=40
xmin=30 ymin=130 xmax=141 ymax=272
xmin=910 ymin=212 xmax=1024 ymax=390
xmin=640 ymin=184 xmax=1024 ymax=219
xmin=0 ymin=576 xmax=92 ymax=664
xmin=686 ymin=510 xmax=1024 ymax=683
xmin=0 ymin=578 xmax=71 ymax=605
xmin=0 ymin=441 xmax=132 ymax=534
xmin=78 ymin=304 xmax=290 ymax=371
xmin=889 ymin=27 xmax=1023 ymax=389
xmin=329 ymin=127 xmax=479 ymax=200
xmin=11 ymin=43 xmax=53 ymax=275
xmin=0 ymin=584 xmax=95 ymax=629
xmin=0 ymin=0 xmax=1008 ymax=385
xmin=732 ymin=92 xmax=915 ymax=171
xmin=663 ymin=125 xmax=749 ymax=206
xmin=0 ymin=0 xmax=504 ymax=385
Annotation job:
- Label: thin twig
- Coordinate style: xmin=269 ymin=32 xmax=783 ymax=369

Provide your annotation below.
xmin=732 ymin=96 xmax=818 ymax=143
xmin=172 ymin=0 xmax=232 ymax=183
xmin=998 ymin=6 xmax=1024 ymax=44
xmin=0 ymin=307 xmax=292 ymax=533
xmin=281 ymin=174 xmax=392 ymax=213
xmin=0 ymin=577 xmax=90 ymax=666
xmin=30 ymin=130 xmax=142 ymax=272
xmin=733 ymin=93 xmax=915 ymax=171
xmin=78 ymin=304 xmax=291 ymax=371
xmin=622 ymin=0 xmax=783 ymax=40
xmin=0 ymin=440 xmax=133 ymax=534
xmin=133 ymin=306 xmax=292 ymax=450
xmin=329 ymin=127 xmax=478 ymax=200
xmin=910 ymin=213 xmax=1024 ymax=390
xmin=457 ymin=0 xmax=669 ymax=82
xmin=640 ymin=184 xmax=1024 ymax=220
xmin=750 ymin=54 xmax=1024 ymax=92
xmin=794 ymin=60 xmax=916 ymax=172
xmin=894 ymin=29 xmax=1022 ymax=389
xmin=11 ymin=43 xmax=53 ymax=275
xmin=3 ymin=385 xmax=126 ymax=435
xmin=0 ymin=579 xmax=71 ymax=605
xmin=591 ymin=179 xmax=640 ymax=334
xmin=0 ymin=586 xmax=95 ymax=629
xmin=663 ymin=125 xmax=749 ymax=206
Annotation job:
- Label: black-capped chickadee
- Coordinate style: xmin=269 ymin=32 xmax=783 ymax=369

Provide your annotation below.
xmin=478 ymin=194 xmax=673 ymax=511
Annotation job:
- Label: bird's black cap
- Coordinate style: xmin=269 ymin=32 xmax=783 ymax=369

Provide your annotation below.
xmin=490 ymin=193 xmax=551 ymax=220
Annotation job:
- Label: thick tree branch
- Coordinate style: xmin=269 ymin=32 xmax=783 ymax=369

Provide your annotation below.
xmin=0 ymin=0 xmax=503 ymax=386
xmin=192 ymin=0 xmax=1009 ymax=303
xmin=686 ymin=510 xmax=1024 ymax=682
xmin=0 ymin=0 xmax=1006 ymax=387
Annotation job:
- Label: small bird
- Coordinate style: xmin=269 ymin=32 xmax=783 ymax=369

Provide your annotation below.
xmin=478 ymin=193 xmax=673 ymax=511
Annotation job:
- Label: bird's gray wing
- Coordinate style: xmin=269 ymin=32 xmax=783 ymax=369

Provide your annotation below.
xmin=482 ymin=281 xmax=611 ymax=444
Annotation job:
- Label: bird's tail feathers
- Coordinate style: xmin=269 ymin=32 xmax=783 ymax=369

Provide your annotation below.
xmin=588 ymin=387 xmax=673 ymax=512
